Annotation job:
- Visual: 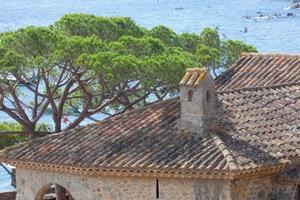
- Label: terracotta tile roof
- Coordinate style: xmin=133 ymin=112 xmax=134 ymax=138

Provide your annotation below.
xmin=0 ymin=53 xmax=300 ymax=178
xmin=1 ymin=82 xmax=299 ymax=176
xmin=216 ymin=83 xmax=300 ymax=169
xmin=0 ymin=98 xmax=231 ymax=173
xmin=216 ymin=53 xmax=300 ymax=91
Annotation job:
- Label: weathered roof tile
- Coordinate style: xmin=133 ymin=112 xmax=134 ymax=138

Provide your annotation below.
xmin=1 ymin=81 xmax=299 ymax=174
xmin=216 ymin=53 xmax=300 ymax=91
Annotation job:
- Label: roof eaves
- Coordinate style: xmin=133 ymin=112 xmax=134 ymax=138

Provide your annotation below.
xmin=0 ymin=157 xmax=233 ymax=180
xmin=0 ymin=157 xmax=287 ymax=180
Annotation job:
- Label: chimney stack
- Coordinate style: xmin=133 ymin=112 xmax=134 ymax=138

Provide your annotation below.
xmin=178 ymin=68 xmax=216 ymax=137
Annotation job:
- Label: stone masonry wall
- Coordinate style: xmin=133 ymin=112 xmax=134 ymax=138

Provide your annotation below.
xmin=16 ymin=168 xmax=156 ymax=200
xmin=272 ymin=183 xmax=298 ymax=200
xmin=159 ymin=178 xmax=231 ymax=200
xmin=16 ymin=168 xmax=232 ymax=200
xmin=194 ymin=179 xmax=232 ymax=200
xmin=15 ymin=168 xmax=298 ymax=200
xmin=231 ymin=177 xmax=297 ymax=200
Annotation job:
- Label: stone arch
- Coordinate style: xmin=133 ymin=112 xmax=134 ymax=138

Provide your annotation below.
xmin=35 ymin=183 xmax=75 ymax=200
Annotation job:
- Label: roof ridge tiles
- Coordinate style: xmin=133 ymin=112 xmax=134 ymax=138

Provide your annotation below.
xmin=217 ymin=81 xmax=300 ymax=95
xmin=210 ymin=132 xmax=239 ymax=171
xmin=242 ymin=52 xmax=300 ymax=58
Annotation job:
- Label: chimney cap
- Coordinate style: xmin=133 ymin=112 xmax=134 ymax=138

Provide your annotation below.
xmin=179 ymin=68 xmax=208 ymax=86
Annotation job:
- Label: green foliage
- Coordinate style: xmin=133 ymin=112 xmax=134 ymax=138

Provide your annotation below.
xmin=178 ymin=33 xmax=200 ymax=53
xmin=149 ymin=26 xmax=178 ymax=46
xmin=196 ymin=28 xmax=257 ymax=75
xmin=56 ymin=35 xmax=106 ymax=62
xmin=0 ymin=14 xmax=257 ymax=136
xmin=53 ymin=14 xmax=145 ymax=41
xmin=118 ymin=36 xmax=166 ymax=57
xmin=199 ymin=28 xmax=221 ymax=49
xmin=0 ymin=122 xmax=50 ymax=149
xmin=196 ymin=44 xmax=221 ymax=72
xmin=0 ymin=122 xmax=25 ymax=149
xmin=222 ymin=40 xmax=257 ymax=66
xmin=0 ymin=15 xmax=255 ymax=79
xmin=0 ymin=49 xmax=25 ymax=72
xmin=1 ymin=27 xmax=58 ymax=66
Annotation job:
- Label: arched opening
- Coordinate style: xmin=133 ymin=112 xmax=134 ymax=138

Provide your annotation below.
xmin=35 ymin=184 xmax=75 ymax=200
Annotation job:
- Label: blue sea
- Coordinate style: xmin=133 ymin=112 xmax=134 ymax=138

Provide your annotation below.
xmin=0 ymin=165 xmax=14 ymax=192
xmin=0 ymin=0 xmax=299 ymax=192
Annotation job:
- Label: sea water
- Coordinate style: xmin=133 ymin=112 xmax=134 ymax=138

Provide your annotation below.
xmin=0 ymin=0 xmax=299 ymax=52
xmin=0 ymin=165 xmax=14 ymax=192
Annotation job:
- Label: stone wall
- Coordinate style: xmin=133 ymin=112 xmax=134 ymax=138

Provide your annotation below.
xmin=15 ymin=168 xmax=298 ymax=200
xmin=272 ymin=183 xmax=297 ymax=200
xmin=16 ymin=168 xmax=232 ymax=200
xmin=231 ymin=177 xmax=298 ymax=200
xmin=160 ymin=178 xmax=231 ymax=200
xmin=16 ymin=168 xmax=155 ymax=200
xmin=194 ymin=179 xmax=232 ymax=200
xmin=0 ymin=191 xmax=16 ymax=200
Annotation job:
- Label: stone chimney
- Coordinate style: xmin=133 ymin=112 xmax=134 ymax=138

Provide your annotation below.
xmin=178 ymin=68 xmax=216 ymax=137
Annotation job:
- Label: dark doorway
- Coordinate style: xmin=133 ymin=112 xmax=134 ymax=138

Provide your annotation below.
xmin=35 ymin=184 xmax=74 ymax=200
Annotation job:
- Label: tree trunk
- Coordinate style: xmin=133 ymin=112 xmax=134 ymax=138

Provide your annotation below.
xmin=27 ymin=124 xmax=38 ymax=139
xmin=54 ymin=116 xmax=62 ymax=133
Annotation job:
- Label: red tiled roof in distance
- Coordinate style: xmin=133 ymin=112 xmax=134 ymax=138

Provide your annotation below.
xmin=216 ymin=52 xmax=300 ymax=91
